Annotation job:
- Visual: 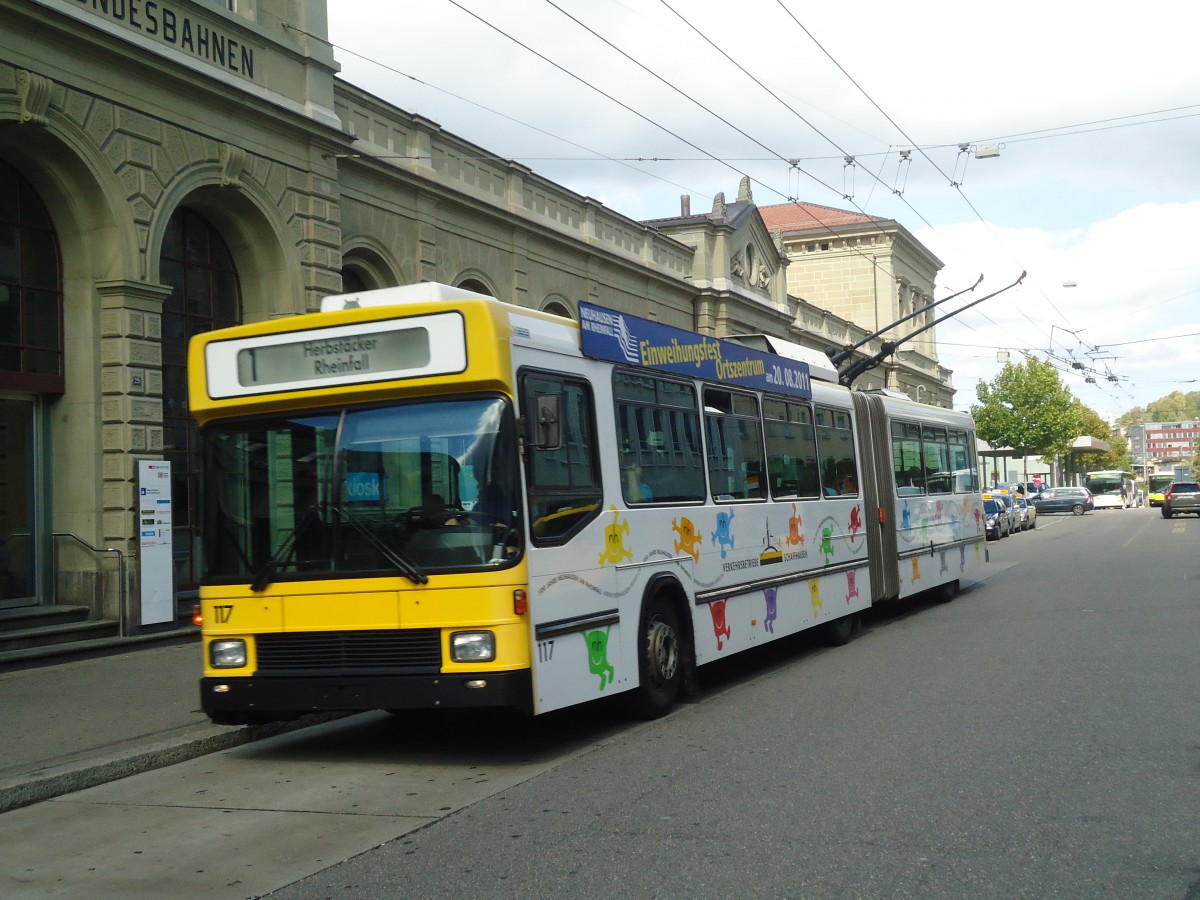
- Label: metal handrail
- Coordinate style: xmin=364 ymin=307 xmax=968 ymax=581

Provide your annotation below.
xmin=51 ymin=532 xmax=129 ymax=637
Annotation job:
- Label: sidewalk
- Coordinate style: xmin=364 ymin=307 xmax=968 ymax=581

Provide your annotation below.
xmin=0 ymin=636 xmax=321 ymax=814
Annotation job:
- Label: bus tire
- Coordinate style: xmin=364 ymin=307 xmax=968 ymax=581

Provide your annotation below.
xmin=630 ymin=595 xmax=683 ymax=719
xmin=821 ymin=612 xmax=857 ymax=646
xmin=932 ymin=578 xmax=959 ymax=603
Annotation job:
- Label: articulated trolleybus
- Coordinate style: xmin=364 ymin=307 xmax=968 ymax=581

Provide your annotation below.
xmin=190 ymin=284 xmax=985 ymax=723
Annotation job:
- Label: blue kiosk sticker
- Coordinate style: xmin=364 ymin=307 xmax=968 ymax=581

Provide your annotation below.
xmin=578 ymin=302 xmax=811 ymax=399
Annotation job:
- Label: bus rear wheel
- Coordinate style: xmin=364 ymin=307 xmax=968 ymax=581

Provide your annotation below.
xmin=821 ymin=612 xmax=858 ymax=646
xmin=630 ymin=596 xmax=683 ymax=719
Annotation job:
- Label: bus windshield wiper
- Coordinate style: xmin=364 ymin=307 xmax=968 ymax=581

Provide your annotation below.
xmin=328 ymin=503 xmax=429 ymax=585
xmin=249 ymin=505 xmax=319 ymax=593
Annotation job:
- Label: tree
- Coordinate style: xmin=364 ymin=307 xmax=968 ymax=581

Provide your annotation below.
xmin=1147 ymin=390 xmax=1200 ymax=422
xmin=1072 ymin=400 xmax=1131 ymax=472
xmin=971 ymin=358 xmax=1081 ymax=460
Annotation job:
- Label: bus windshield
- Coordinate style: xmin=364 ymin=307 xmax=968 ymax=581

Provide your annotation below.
xmin=1149 ymin=474 xmax=1175 ymax=493
xmin=1085 ymin=474 xmax=1125 ymax=497
xmin=200 ymin=397 xmax=521 ymax=585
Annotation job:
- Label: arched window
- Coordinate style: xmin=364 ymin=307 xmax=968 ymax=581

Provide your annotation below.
xmin=159 ymin=208 xmax=241 ymax=589
xmin=457 ymin=278 xmax=493 ymax=297
xmin=0 ymin=160 xmax=63 ymax=394
xmin=339 ymin=267 xmax=368 ymax=294
xmin=542 ymin=300 xmax=573 ymax=319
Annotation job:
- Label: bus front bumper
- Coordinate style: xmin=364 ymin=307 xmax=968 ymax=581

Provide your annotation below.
xmin=200 ymin=670 xmax=534 ymax=718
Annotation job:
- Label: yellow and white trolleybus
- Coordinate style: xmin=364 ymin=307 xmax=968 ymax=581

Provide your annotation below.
xmin=190 ymin=284 xmax=985 ymax=723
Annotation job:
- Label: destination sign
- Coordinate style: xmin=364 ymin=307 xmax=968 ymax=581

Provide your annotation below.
xmin=578 ymin=302 xmax=811 ymax=399
xmin=204 ymin=312 xmax=466 ymax=399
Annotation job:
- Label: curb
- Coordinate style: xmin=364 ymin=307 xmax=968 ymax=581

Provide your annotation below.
xmin=0 ymin=713 xmax=342 ymax=815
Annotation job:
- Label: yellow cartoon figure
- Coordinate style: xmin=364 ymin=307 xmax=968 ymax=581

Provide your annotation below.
xmin=598 ymin=506 xmax=633 ymax=566
xmin=672 ymin=516 xmax=702 ymax=562
xmin=911 ymin=556 xmax=922 ymax=584
xmin=808 ymin=579 xmax=824 ymax=620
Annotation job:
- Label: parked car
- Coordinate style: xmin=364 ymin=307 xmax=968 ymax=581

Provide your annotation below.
xmin=983 ymin=496 xmax=1010 ymax=540
xmin=1014 ymin=495 xmax=1036 ymax=530
xmin=1033 ymin=486 xmax=1094 ymax=516
xmin=1161 ymin=481 xmax=1200 ymax=518
xmin=994 ymin=492 xmax=1020 ymax=533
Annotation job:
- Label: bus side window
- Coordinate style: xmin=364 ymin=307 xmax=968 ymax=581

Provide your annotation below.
xmin=815 ymin=405 xmax=858 ymax=498
xmin=520 ymin=371 xmax=602 ymax=544
xmin=614 ymin=371 xmax=704 ymax=504
xmin=892 ymin=420 xmax=925 ymax=496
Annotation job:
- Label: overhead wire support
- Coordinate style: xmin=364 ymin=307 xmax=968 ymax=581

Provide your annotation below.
xmin=826 ymin=274 xmax=984 ymax=368
xmin=836 ymin=272 xmax=1027 ymax=387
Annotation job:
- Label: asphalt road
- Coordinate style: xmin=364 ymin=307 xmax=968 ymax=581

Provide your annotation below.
xmin=273 ymin=506 xmax=1200 ymax=899
xmin=4 ymin=506 xmax=1198 ymax=899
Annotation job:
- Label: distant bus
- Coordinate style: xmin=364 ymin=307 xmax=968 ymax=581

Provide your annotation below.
xmin=1084 ymin=470 xmax=1135 ymax=509
xmin=1147 ymin=473 xmax=1176 ymax=507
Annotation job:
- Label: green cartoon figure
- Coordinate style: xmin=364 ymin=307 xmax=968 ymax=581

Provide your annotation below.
xmin=583 ymin=626 xmax=614 ymax=689
xmin=819 ymin=526 xmax=835 ymax=564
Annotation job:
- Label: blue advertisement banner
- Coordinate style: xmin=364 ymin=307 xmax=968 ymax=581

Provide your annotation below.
xmin=579 ymin=302 xmax=812 ymax=399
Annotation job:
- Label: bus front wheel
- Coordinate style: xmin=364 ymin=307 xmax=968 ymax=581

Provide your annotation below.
xmin=630 ymin=596 xmax=683 ymax=719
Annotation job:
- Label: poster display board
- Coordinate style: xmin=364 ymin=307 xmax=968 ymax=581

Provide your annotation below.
xmin=137 ymin=460 xmax=174 ymax=626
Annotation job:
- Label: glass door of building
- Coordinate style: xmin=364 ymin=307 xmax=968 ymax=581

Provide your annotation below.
xmin=0 ymin=395 xmax=37 ymax=608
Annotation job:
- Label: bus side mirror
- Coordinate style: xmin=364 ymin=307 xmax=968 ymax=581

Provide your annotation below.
xmin=532 ymin=395 xmax=561 ymax=450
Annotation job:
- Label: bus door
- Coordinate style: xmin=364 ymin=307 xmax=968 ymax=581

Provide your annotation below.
xmin=516 ymin=361 xmax=622 ymax=714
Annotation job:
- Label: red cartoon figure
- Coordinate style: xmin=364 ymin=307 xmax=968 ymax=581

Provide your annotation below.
xmin=848 ymin=504 xmax=862 ymax=537
xmin=845 ymin=569 xmax=859 ymax=604
xmin=708 ymin=599 xmax=731 ymax=650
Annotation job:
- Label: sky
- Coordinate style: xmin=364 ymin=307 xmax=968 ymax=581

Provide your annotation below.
xmin=325 ymin=0 xmax=1200 ymax=420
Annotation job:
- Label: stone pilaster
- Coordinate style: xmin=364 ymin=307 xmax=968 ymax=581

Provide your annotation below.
xmin=97 ymin=280 xmax=171 ymax=554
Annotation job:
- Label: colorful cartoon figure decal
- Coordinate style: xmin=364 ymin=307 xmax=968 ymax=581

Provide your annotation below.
xmin=598 ymin=506 xmax=632 ymax=566
xmin=939 ymin=549 xmax=949 ymax=576
xmin=763 ymin=587 xmax=778 ymax=633
xmin=911 ymin=556 xmax=922 ymax=584
xmin=672 ymin=516 xmax=702 ymax=563
xmin=711 ymin=510 xmax=736 ymax=559
xmin=819 ymin=526 xmax=835 ymax=564
xmin=848 ymin=504 xmax=862 ymax=538
xmin=959 ymin=545 xmax=968 ymax=572
xmin=901 ymin=501 xmax=912 ymax=531
xmin=708 ymin=599 xmax=732 ymax=649
xmin=786 ymin=503 xmax=804 ymax=547
xmin=808 ymin=579 xmax=824 ymax=620
xmin=845 ymin=569 xmax=859 ymax=604
xmin=973 ymin=504 xmax=982 ymax=532
xmin=759 ymin=521 xmax=782 ymax=566
xmin=583 ymin=626 xmax=614 ymax=690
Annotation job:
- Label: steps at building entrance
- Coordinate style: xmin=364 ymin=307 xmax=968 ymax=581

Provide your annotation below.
xmin=0 ymin=606 xmax=118 ymax=653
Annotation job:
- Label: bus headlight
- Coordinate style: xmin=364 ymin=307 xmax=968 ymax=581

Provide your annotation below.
xmin=209 ymin=639 xmax=248 ymax=668
xmin=450 ymin=631 xmax=496 ymax=662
